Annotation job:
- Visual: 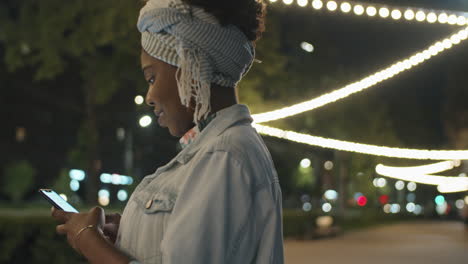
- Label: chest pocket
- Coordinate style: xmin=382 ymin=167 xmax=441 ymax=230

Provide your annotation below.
xmin=139 ymin=190 xmax=177 ymax=214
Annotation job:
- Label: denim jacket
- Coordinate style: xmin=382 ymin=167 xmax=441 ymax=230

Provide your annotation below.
xmin=116 ymin=104 xmax=284 ymax=264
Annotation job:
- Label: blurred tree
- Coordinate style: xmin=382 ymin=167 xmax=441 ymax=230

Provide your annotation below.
xmin=0 ymin=0 xmax=144 ymax=203
xmin=2 ymin=160 xmax=35 ymax=203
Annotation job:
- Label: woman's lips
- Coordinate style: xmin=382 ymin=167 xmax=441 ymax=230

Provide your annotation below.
xmin=156 ymin=111 xmax=165 ymax=127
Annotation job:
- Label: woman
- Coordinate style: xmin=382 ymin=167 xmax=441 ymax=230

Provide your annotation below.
xmin=51 ymin=0 xmax=284 ymax=263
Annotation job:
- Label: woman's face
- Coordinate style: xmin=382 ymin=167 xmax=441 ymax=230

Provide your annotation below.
xmin=141 ymin=50 xmax=194 ymax=137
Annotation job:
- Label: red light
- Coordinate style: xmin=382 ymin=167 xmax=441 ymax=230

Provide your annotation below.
xmin=379 ymin=195 xmax=389 ymax=205
xmin=357 ymin=196 xmax=367 ymax=206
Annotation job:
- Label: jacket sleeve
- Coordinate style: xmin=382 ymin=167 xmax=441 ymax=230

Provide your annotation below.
xmin=160 ymin=150 xmax=255 ymax=264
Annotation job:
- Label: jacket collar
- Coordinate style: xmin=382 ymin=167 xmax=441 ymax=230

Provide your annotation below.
xmin=152 ymin=104 xmax=253 ymax=175
xmin=173 ymin=104 xmax=253 ymax=165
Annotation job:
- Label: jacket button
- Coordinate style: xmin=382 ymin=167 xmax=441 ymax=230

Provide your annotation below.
xmin=146 ymin=199 xmax=153 ymax=209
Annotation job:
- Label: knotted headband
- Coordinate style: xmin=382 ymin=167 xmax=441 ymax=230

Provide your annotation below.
xmin=137 ymin=0 xmax=255 ymax=122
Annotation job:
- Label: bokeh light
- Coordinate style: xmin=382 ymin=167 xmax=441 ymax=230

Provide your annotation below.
xmin=379 ymin=195 xmax=389 ymax=205
xmin=300 ymin=158 xmax=311 ymax=168
xmin=383 ymin=204 xmax=391 ymax=213
xmin=117 ymin=190 xmax=128 ymax=201
xmin=415 ymin=11 xmax=426 ymax=22
xmin=434 ymin=195 xmax=445 ymax=205
xmin=395 ymin=180 xmax=405 ymax=190
xmin=302 ymin=202 xmax=312 ymax=211
xmin=366 ymin=6 xmax=376 ymax=17
xmin=406 ymin=202 xmax=416 ymax=212
xmin=379 ymin=7 xmax=389 ymax=18
xmin=324 ymin=189 xmax=338 ymax=200
xmin=312 ymin=0 xmax=323 ymax=9
xmin=353 ymin=5 xmax=364 ymax=16
xmin=404 ymin=9 xmax=414 ymax=20
xmin=391 ymin=9 xmax=401 ymax=20
xmin=326 ymin=1 xmax=337 ymax=11
xmin=390 ymin=203 xmax=400 ymax=213
xmin=59 ymin=194 xmax=68 ymax=202
xmin=340 ymin=2 xmax=351 ymax=13
xmin=139 ymin=115 xmax=152 ymax=127
xmin=300 ymin=41 xmax=314 ymax=52
xmin=406 ymin=193 xmax=416 ymax=203
xmin=324 ymin=160 xmax=334 ymax=170
xmin=407 ymin=181 xmax=417 ymax=191
xmin=322 ymin=202 xmax=332 ymax=212
xmin=357 ymin=196 xmax=367 ymax=206
xmin=455 ymin=199 xmax=465 ymax=209
xmin=297 ymin=0 xmax=308 ymax=7
xmin=70 ymin=180 xmax=80 ymax=191
xmin=134 ymin=95 xmax=144 ymax=105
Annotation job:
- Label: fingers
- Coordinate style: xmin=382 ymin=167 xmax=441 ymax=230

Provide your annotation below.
xmin=105 ymin=213 xmax=121 ymax=224
xmin=56 ymin=224 xmax=67 ymax=235
xmin=51 ymin=207 xmax=72 ymax=222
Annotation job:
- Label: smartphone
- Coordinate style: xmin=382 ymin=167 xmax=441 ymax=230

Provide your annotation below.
xmin=39 ymin=189 xmax=79 ymax=213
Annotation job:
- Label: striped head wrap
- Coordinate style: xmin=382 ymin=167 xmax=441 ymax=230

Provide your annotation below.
xmin=137 ymin=0 xmax=255 ymax=123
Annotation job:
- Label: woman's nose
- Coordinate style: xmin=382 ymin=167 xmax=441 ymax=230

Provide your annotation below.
xmin=145 ymin=93 xmax=155 ymax=107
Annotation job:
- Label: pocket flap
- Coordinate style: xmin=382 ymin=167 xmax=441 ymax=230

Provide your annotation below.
xmin=142 ymin=191 xmax=177 ymax=214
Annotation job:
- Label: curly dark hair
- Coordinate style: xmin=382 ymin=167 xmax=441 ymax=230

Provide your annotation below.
xmin=181 ymin=0 xmax=266 ymax=42
xmin=140 ymin=0 xmax=266 ymax=42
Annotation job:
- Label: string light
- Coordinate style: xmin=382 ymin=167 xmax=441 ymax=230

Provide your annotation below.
xmin=427 ymin=12 xmax=437 ymax=23
xmin=379 ymin=7 xmax=390 ymax=18
xmin=437 ymin=182 xmax=468 ymax=193
xmin=312 ymin=0 xmax=323 ymax=10
xmin=252 ymin=27 xmax=468 ymax=124
xmin=457 ymin=16 xmax=466 ymax=26
xmin=375 ymin=165 xmax=468 ymax=193
xmin=326 ymin=1 xmax=338 ymax=11
xmin=297 ymin=0 xmax=308 ymax=7
xmin=391 ymin=9 xmax=402 ymax=20
xmin=448 ymin=14 xmax=457 ymax=25
xmin=375 ymin=160 xmax=460 ymax=175
xmin=268 ymin=0 xmax=468 ymax=26
xmin=404 ymin=10 xmax=415 ymax=20
xmin=415 ymin=11 xmax=426 ymax=22
xmin=366 ymin=6 xmax=377 ymax=17
xmin=438 ymin=13 xmax=448 ymax=23
xmin=253 ymin=124 xmax=468 ymax=160
xmin=353 ymin=5 xmax=364 ymax=15
xmin=340 ymin=2 xmax=351 ymax=13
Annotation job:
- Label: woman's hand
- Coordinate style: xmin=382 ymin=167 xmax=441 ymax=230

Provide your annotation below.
xmin=103 ymin=213 xmax=121 ymax=244
xmin=51 ymin=206 xmax=106 ymax=253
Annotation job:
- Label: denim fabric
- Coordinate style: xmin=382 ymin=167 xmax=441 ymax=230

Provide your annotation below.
xmin=116 ymin=104 xmax=284 ymax=264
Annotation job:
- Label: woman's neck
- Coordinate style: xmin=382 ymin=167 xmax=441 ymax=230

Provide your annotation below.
xmin=209 ymin=84 xmax=238 ymax=114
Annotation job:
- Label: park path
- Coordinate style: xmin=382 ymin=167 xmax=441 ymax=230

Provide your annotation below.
xmin=284 ymin=221 xmax=468 ymax=264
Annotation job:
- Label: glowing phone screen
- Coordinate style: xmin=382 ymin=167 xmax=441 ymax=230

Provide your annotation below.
xmin=40 ymin=189 xmax=79 ymax=213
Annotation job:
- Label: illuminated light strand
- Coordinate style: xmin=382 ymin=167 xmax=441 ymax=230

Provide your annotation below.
xmin=272 ymin=0 xmax=468 ymax=26
xmin=253 ymin=124 xmax=468 ymax=160
xmin=375 ymin=160 xmax=461 ymax=175
xmin=375 ymin=165 xmax=468 ymax=193
xmin=437 ymin=182 xmax=468 ymax=193
xmin=252 ymin=27 xmax=468 ymax=123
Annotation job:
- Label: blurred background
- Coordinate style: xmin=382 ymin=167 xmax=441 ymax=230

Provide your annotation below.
xmin=1 ymin=0 xmax=467 ymax=263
